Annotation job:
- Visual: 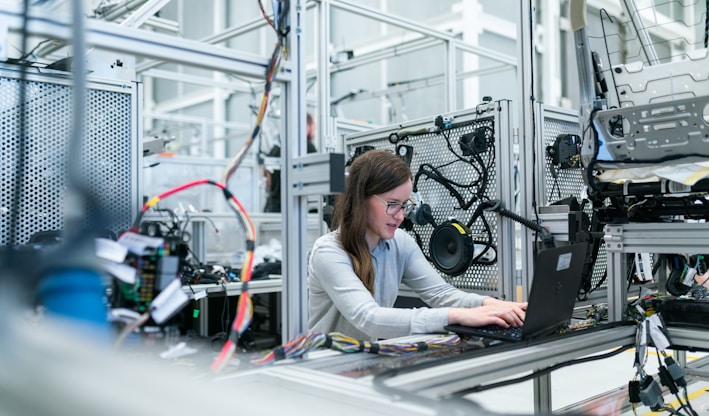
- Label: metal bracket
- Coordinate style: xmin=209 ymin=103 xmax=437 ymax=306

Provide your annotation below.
xmin=604 ymin=224 xmax=624 ymax=252
xmin=604 ymin=222 xmax=709 ymax=253
xmin=289 ymin=152 xmax=345 ymax=196
xmin=538 ymin=205 xmax=572 ymax=242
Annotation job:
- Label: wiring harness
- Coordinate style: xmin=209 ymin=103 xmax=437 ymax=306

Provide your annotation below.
xmin=116 ymin=0 xmax=289 ymax=355
xmin=250 ymin=332 xmax=462 ymax=366
xmin=117 ymin=180 xmax=256 ymax=356
xmin=627 ymin=303 xmax=698 ymax=416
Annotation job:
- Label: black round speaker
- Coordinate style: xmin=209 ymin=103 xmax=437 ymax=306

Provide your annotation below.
xmin=429 ymin=220 xmax=474 ymax=276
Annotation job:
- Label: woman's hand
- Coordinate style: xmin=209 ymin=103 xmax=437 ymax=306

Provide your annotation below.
xmin=448 ymin=299 xmax=528 ymax=328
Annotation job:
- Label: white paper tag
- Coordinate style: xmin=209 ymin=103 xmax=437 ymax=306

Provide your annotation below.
xmin=647 ymin=314 xmax=670 ymax=352
xmin=118 ymin=231 xmax=164 ymax=255
xmin=150 ymin=279 xmax=189 ymax=324
xmin=634 ymin=253 xmax=653 ymax=282
xmin=100 ymin=259 xmax=137 ymax=284
xmin=95 ymin=238 xmax=128 ymax=263
xmin=682 ymin=267 xmax=697 ymax=286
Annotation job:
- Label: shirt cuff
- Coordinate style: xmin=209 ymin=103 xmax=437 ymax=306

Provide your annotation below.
xmin=412 ymin=308 xmax=451 ymax=334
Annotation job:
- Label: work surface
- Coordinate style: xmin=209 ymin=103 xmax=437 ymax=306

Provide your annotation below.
xmin=4 ymin=315 xmax=708 ymax=416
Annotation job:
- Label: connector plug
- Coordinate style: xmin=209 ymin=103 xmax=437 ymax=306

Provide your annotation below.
xmin=638 ymin=375 xmax=664 ymax=411
xmin=628 ymin=380 xmax=641 ymax=404
xmin=658 ymin=366 xmax=679 ymax=394
xmin=664 ymin=357 xmax=686 ymax=387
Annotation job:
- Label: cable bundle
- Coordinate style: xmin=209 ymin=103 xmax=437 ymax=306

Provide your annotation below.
xmin=251 ymin=332 xmax=461 ymax=365
xmin=250 ymin=331 xmax=330 ymax=365
xmin=210 ymin=0 xmax=289 ymax=372
xmin=118 ymin=179 xmax=256 ymax=358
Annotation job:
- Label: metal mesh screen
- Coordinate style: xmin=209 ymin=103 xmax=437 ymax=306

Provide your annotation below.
xmin=1 ymin=69 xmax=136 ymax=246
xmin=344 ymin=106 xmax=511 ymax=294
xmin=537 ymin=105 xmax=607 ymax=297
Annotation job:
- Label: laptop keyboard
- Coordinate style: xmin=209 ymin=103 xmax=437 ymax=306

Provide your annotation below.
xmin=475 ymin=324 xmax=523 ymax=339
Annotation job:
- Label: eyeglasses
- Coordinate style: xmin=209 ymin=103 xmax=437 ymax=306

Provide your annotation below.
xmin=372 ymin=195 xmax=416 ymax=216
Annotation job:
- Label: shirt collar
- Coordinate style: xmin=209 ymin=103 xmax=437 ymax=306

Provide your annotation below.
xmin=371 ymin=238 xmax=390 ymax=254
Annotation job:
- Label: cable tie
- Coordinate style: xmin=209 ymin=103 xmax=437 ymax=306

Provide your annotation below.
xmin=369 ymin=343 xmax=380 ymax=354
xmin=323 ymin=334 xmax=332 ymax=348
xmin=241 ymin=281 xmax=249 ymax=293
xmin=272 ymin=345 xmax=286 ymax=361
xmin=416 ymin=341 xmax=428 ymax=351
xmin=221 ymin=187 xmax=234 ymax=199
xmin=358 ymin=341 xmax=365 ymax=352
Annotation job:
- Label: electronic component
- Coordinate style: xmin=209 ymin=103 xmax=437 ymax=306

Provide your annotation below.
xmin=546 ymin=134 xmax=580 ymax=169
xmin=346 ymin=145 xmax=375 ymax=166
xmin=396 ymin=144 xmax=414 ymax=167
xmin=657 ymin=298 xmax=709 ymax=328
xmin=638 ymin=375 xmax=664 ymax=411
xmin=459 ymin=127 xmax=490 ymax=156
xmin=114 ymin=236 xmax=186 ymax=316
xmin=434 ymin=114 xmax=455 ymax=130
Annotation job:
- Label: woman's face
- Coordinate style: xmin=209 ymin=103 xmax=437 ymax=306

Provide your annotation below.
xmin=364 ymin=179 xmax=413 ymax=250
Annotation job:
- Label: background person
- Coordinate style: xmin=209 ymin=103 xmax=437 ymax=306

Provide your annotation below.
xmin=263 ymin=113 xmax=317 ymax=213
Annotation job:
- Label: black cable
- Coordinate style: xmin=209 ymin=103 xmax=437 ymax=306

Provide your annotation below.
xmin=471 ymin=200 xmax=554 ymax=248
xmin=625 ymin=263 xmax=635 ymax=296
xmin=407 ymin=118 xmax=498 ymax=266
xmin=468 ymin=142 xmax=492 ymax=201
xmin=546 ymin=153 xmax=562 ymax=202
xmin=412 ymin=123 xmax=494 ymax=213
xmin=705 ymin=0 xmax=709 ymax=48
xmin=413 ymin=166 xmax=466 ymax=209
xmin=527 ymin=0 xmax=540 ymax=252
xmin=220 ymin=279 xmax=230 ymax=336
xmin=410 ymin=228 xmax=433 ymax=263
xmin=656 ymin=351 xmax=698 ymax=416
xmin=450 ymin=343 xmax=634 ymax=396
xmin=471 ymin=214 xmax=496 ymax=264
xmin=599 ymin=9 xmax=622 ymax=108
xmin=442 ymin=129 xmax=485 ymax=185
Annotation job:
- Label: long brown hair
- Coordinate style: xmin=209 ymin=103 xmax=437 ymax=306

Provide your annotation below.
xmin=331 ymin=149 xmax=412 ymax=294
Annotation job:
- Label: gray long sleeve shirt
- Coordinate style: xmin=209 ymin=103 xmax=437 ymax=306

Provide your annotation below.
xmin=308 ymin=228 xmax=488 ymax=341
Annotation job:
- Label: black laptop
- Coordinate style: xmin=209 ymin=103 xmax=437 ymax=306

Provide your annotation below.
xmin=446 ymin=243 xmax=588 ymax=342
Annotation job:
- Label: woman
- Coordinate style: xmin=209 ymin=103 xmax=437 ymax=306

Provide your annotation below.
xmin=308 ymin=149 xmax=527 ymax=341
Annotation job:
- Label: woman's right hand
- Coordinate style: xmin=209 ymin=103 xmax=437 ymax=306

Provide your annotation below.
xmin=448 ymin=301 xmax=527 ymax=328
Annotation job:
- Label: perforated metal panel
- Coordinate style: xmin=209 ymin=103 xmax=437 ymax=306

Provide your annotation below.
xmin=536 ymin=106 xmax=584 ymax=206
xmin=534 ymin=104 xmax=607 ymax=299
xmin=343 ymin=102 xmax=516 ymax=296
xmin=1 ymin=66 xmax=137 ymax=246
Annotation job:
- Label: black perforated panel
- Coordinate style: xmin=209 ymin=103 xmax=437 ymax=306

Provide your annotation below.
xmin=345 ymin=115 xmax=503 ymax=293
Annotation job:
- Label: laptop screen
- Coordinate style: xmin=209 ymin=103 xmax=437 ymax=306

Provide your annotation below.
xmin=521 ymin=243 xmax=588 ymax=340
